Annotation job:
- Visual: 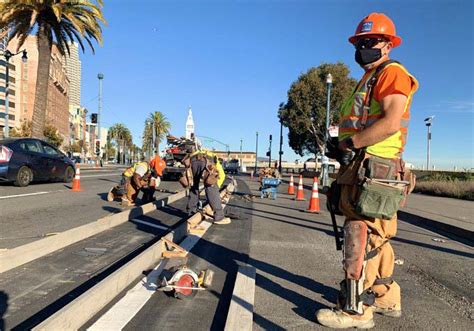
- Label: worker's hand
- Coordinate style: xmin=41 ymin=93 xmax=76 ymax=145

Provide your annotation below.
xmin=338 ymin=151 xmax=355 ymax=166
xmin=338 ymin=138 xmax=353 ymax=151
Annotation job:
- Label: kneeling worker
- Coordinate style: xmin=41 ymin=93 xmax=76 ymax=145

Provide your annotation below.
xmin=181 ymin=149 xmax=231 ymax=225
xmin=108 ymin=156 xmax=164 ymax=205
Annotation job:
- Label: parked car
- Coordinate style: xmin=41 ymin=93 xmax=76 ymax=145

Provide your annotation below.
xmin=0 ymin=138 xmax=76 ymax=187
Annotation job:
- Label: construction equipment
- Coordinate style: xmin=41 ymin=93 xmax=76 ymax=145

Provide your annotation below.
xmin=260 ymin=177 xmax=281 ymax=199
xmin=157 ymin=266 xmax=214 ymax=299
xmin=162 ymin=135 xmax=200 ymax=180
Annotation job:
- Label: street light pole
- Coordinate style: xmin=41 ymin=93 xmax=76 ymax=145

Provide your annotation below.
xmin=278 ymin=120 xmax=283 ymax=173
xmin=255 ymin=131 xmax=259 ymax=173
xmin=97 ymin=73 xmax=104 ymax=165
xmin=424 ymin=116 xmax=434 ymax=170
xmin=240 ymin=138 xmax=243 ymax=168
xmin=268 ymin=134 xmax=272 ymax=168
xmin=322 ymin=73 xmax=333 ymax=187
xmin=2 ymin=50 xmax=27 ymax=138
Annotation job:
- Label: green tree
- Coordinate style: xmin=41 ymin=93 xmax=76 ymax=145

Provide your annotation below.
xmin=279 ymin=62 xmax=357 ymax=156
xmin=143 ymin=111 xmax=171 ymax=156
xmin=109 ymin=123 xmax=132 ymax=164
xmin=43 ymin=123 xmax=63 ymax=147
xmin=0 ymin=0 xmax=106 ymax=138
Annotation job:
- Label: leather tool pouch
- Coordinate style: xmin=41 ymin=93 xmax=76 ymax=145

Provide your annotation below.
xmin=203 ymin=161 xmax=219 ymax=186
xmin=179 ymin=167 xmax=193 ymax=188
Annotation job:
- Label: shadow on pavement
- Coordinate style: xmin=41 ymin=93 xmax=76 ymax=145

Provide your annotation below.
xmin=0 ymin=291 xmax=7 ymax=331
xmin=398 ymin=210 xmax=473 ymax=247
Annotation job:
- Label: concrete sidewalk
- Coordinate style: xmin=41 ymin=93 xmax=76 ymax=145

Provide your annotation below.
xmin=244 ymin=176 xmax=473 ymax=330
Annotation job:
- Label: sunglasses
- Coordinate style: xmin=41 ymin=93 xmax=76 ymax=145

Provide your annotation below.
xmin=354 ymin=38 xmax=388 ymax=50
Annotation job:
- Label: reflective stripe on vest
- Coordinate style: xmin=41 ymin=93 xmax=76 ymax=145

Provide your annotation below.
xmin=123 ymin=161 xmax=149 ymax=177
xmin=338 ymin=63 xmax=419 ymax=159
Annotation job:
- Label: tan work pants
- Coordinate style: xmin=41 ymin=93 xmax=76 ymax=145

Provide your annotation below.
xmin=340 ymin=184 xmax=401 ymax=319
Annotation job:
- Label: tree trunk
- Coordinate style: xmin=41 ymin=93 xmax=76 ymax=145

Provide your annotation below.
xmin=31 ymin=26 xmax=52 ymax=138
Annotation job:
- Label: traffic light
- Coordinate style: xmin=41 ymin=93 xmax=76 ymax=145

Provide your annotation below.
xmin=91 ymin=113 xmax=97 ymax=124
xmin=95 ymin=140 xmax=100 ymax=155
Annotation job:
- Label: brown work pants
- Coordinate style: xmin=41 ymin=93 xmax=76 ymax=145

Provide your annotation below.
xmin=339 ymin=183 xmax=400 ymax=319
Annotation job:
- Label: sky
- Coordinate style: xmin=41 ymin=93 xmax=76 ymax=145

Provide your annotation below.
xmin=80 ymin=0 xmax=474 ymax=170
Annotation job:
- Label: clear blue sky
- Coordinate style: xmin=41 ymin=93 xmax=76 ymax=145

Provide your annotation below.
xmin=80 ymin=0 xmax=473 ymax=169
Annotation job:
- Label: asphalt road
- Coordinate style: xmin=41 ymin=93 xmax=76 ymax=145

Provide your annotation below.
xmin=0 ymin=167 xmax=183 ymax=249
xmin=245 ymin=176 xmax=473 ymax=330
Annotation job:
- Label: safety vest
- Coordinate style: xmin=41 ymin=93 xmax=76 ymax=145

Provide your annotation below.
xmin=191 ymin=150 xmax=226 ymax=187
xmin=123 ymin=161 xmax=149 ymax=178
xmin=338 ymin=62 xmax=419 ymax=159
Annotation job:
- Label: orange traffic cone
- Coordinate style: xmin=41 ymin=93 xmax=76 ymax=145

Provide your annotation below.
xmin=295 ymin=175 xmax=305 ymax=201
xmin=307 ymin=177 xmax=320 ymax=213
xmin=71 ymin=163 xmax=82 ymax=192
xmin=288 ymin=174 xmax=295 ymax=195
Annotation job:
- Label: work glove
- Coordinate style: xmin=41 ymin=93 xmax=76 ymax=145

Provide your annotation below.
xmin=338 ymin=150 xmax=355 ymax=166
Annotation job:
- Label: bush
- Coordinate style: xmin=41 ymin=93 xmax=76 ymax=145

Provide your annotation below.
xmin=414 ymin=180 xmax=474 ymax=201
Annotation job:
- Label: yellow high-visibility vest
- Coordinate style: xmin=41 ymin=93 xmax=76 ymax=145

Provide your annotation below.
xmin=123 ymin=161 xmax=149 ymax=178
xmin=338 ymin=62 xmax=419 ymax=159
xmin=191 ymin=150 xmax=226 ymax=187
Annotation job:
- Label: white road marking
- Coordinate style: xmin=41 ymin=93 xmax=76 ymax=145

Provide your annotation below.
xmin=0 ymin=191 xmax=50 ymax=200
xmin=87 ymin=221 xmax=213 ymax=331
xmin=130 ymin=219 xmax=170 ymax=231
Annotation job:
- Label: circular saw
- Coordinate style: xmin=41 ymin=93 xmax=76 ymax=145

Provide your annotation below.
xmin=158 ymin=266 xmax=214 ymax=299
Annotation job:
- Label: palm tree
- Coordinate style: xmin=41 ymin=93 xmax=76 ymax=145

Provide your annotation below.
xmin=0 ymin=0 xmax=106 ymax=138
xmin=143 ymin=111 xmax=171 ymax=156
xmin=109 ymin=123 xmax=132 ymax=164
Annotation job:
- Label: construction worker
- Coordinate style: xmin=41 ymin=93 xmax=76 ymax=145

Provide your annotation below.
xmin=182 ymin=149 xmax=231 ymax=225
xmin=142 ymin=155 xmax=167 ymax=202
xmin=316 ymin=13 xmax=418 ymax=329
xmin=107 ymin=157 xmax=163 ymax=205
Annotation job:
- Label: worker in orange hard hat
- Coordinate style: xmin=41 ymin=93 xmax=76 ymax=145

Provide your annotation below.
xmin=316 ymin=13 xmax=418 ymax=329
xmin=141 ymin=156 xmax=167 ymax=202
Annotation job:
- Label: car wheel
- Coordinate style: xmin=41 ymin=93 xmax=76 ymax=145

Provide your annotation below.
xmin=14 ymin=166 xmax=33 ymax=187
xmin=64 ymin=166 xmax=75 ymax=183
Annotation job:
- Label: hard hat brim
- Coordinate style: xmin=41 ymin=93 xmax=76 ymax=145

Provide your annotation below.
xmin=349 ymin=33 xmax=402 ymax=48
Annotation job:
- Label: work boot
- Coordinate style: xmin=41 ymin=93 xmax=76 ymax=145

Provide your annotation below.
xmin=373 ymin=306 xmax=402 ymax=318
xmin=214 ymin=217 xmax=231 ymax=225
xmin=316 ymin=308 xmax=374 ymax=329
xmin=107 ymin=190 xmax=114 ymax=202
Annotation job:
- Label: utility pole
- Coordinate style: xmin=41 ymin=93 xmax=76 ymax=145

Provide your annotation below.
xmin=255 ymin=132 xmax=259 ymax=173
xmin=278 ymin=120 xmax=283 ymax=173
xmin=97 ymin=73 xmax=104 ymax=166
xmin=268 ymin=134 xmax=272 ymax=168
xmin=322 ymin=73 xmax=333 ymax=187
xmin=424 ymin=116 xmax=434 ymax=171
xmin=240 ymin=138 xmax=243 ymax=168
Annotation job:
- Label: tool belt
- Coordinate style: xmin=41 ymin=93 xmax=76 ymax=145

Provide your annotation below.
xmin=335 ymin=151 xmax=416 ymax=220
xmin=180 ymin=153 xmax=220 ymax=187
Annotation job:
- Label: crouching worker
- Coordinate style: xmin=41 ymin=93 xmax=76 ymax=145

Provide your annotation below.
xmin=107 ymin=157 xmax=165 ymax=206
xmin=180 ymin=149 xmax=231 ymax=225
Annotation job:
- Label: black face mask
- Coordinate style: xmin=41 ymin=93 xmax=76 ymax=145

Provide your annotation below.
xmin=355 ymin=48 xmax=382 ymax=66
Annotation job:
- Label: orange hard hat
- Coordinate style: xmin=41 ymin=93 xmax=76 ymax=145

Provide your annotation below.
xmin=149 ymin=156 xmax=166 ymax=177
xmin=349 ymin=13 xmax=402 ymax=48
